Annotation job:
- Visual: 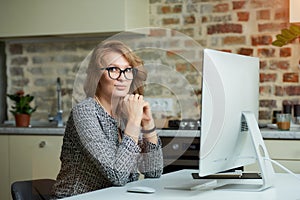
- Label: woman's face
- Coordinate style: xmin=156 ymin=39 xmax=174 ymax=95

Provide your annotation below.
xmin=99 ymin=52 xmax=133 ymax=99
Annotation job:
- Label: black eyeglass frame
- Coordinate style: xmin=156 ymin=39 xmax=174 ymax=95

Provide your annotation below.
xmin=100 ymin=66 xmax=138 ymax=80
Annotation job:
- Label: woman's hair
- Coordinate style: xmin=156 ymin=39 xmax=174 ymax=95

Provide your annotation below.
xmin=84 ymin=40 xmax=147 ymax=97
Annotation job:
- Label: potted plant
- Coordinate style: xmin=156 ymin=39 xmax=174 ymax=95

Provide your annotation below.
xmin=7 ymin=90 xmax=37 ymax=127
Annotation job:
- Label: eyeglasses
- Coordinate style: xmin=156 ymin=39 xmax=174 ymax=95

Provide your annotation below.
xmin=100 ymin=66 xmax=137 ymax=80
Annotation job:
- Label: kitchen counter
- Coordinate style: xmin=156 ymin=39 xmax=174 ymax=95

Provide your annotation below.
xmin=158 ymin=128 xmax=300 ymax=139
xmin=260 ymin=128 xmax=300 ymax=139
xmin=0 ymin=126 xmax=300 ymax=139
xmin=0 ymin=126 xmax=65 ymax=135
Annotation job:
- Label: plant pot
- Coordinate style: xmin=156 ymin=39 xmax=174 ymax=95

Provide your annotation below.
xmin=15 ymin=114 xmax=30 ymax=127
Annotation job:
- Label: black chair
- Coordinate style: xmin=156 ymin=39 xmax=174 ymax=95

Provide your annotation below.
xmin=11 ymin=179 xmax=55 ymax=200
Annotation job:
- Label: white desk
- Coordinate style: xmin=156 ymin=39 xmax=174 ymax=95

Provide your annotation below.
xmin=62 ymin=169 xmax=300 ymax=200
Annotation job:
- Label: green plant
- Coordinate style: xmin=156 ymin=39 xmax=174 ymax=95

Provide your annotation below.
xmin=272 ymin=24 xmax=300 ymax=47
xmin=7 ymin=90 xmax=37 ymax=115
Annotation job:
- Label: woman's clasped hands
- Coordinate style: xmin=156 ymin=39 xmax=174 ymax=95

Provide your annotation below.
xmin=122 ymin=94 xmax=155 ymax=142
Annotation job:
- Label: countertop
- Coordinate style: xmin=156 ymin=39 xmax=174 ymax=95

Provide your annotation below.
xmin=0 ymin=125 xmax=300 ymax=139
xmin=157 ymin=128 xmax=300 ymax=139
xmin=0 ymin=126 xmax=65 ymax=135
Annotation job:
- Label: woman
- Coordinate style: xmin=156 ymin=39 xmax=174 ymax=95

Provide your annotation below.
xmin=51 ymin=40 xmax=163 ymax=199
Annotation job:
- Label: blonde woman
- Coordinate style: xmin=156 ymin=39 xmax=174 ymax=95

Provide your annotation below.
xmin=51 ymin=40 xmax=163 ymax=199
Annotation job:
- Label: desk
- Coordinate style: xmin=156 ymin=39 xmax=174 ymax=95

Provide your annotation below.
xmin=62 ymin=169 xmax=300 ymax=200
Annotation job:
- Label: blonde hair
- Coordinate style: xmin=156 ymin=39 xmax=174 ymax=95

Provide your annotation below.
xmin=84 ymin=40 xmax=147 ymax=97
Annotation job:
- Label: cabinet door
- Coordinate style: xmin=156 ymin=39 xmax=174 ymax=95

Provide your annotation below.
xmin=9 ymin=135 xmax=63 ymax=183
xmin=245 ymin=140 xmax=300 ymax=174
xmin=0 ymin=135 xmax=10 ymax=200
xmin=265 ymin=140 xmax=300 ymax=174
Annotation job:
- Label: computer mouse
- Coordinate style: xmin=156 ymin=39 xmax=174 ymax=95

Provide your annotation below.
xmin=127 ymin=186 xmax=156 ymax=194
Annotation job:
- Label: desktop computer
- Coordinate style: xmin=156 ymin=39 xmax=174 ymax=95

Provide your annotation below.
xmin=197 ymin=49 xmax=275 ymax=191
xmin=164 ymin=49 xmax=275 ymax=191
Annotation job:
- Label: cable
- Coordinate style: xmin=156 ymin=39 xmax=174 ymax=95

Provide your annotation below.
xmin=264 ymin=157 xmax=300 ymax=181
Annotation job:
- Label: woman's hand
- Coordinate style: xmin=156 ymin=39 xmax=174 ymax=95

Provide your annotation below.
xmin=123 ymin=94 xmax=144 ymax=141
xmin=123 ymin=94 xmax=144 ymax=124
xmin=122 ymin=94 xmax=156 ymax=143
xmin=141 ymin=101 xmax=155 ymax=130
xmin=141 ymin=100 xmax=158 ymax=144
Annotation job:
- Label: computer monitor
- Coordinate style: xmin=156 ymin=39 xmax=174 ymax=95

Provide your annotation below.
xmin=198 ymin=49 xmax=274 ymax=191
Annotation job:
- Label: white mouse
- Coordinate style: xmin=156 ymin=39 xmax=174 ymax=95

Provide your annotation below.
xmin=127 ymin=186 xmax=156 ymax=194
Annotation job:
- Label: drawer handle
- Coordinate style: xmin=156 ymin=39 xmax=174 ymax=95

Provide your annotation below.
xmin=39 ymin=141 xmax=46 ymax=148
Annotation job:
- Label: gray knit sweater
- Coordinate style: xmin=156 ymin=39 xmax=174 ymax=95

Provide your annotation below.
xmin=51 ymin=97 xmax=163 ymax=199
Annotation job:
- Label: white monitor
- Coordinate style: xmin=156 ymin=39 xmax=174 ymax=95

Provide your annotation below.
xmin=198 ymin=49 xmax=274 ymax=191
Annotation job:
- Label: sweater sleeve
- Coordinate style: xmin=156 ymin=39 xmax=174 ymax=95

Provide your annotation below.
xmin=72 ymin=101 xmax=141 ymax=186
xmin=138 ymin=137 xmax=164 ymax=178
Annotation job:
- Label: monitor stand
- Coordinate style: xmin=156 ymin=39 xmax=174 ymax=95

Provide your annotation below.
xmin=193 ymin=111 xmax=275 ymax=191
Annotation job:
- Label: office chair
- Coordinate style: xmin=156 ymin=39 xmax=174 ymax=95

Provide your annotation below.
xmin=11 ymin=179 xmax=55 ymax=200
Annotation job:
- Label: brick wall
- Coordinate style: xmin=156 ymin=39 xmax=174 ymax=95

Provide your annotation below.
xmin=6 ymin=30 xmax=202 ymax=123
xmin=4 ymin=0 xmax=300 ymax=125
xmin=6 ymin=40 xmax=100 ymax=122
xmin=149 ymin=0 xmax=300 ymax=124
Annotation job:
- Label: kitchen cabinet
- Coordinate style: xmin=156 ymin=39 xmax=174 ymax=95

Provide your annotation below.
xmin=0 ymin=135 xmax=10 ymax=200
xmin=265 ymin=140 xmax=300 ymax=173
xmin=0 ymin=134 xmax=63 ymax=200
xmin=245 ymin=139 xmax=300 ymax=174
xmin=0 ymin=0 xmax=149 ymax=38
xmin=9 ymin=135 xmax=63 ymax=182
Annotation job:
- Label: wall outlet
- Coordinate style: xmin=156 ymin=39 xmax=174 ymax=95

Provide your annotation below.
xmin=145 ymin=98 xmax=173 ymax=112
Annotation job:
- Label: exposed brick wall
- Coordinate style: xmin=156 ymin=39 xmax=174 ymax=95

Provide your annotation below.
xmin=5 ymin=32 xmax=202 ymax=123
xmin=149 ymin=0 xmax=300 ymax=124
xmin=4 ymin=0 xmax=300 ymax=125
xmin=6 ymin=40 xmax=99 ymax=122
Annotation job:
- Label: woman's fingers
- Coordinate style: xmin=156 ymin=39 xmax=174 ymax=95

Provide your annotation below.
xmin=123 ymin=94 xmax=145 ymax=120
xmin=123 ymin=94 xmax=130 ymax=102
xmin=127 ymin=93 xmax=143 ymax=101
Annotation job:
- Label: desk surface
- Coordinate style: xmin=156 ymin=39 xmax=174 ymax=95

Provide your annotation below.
xmin=62 ymin=169 xmax=300 ymax=200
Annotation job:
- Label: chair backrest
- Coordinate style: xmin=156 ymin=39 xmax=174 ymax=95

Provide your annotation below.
xmin=11 ymin=179 xmax=55 ymax=200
